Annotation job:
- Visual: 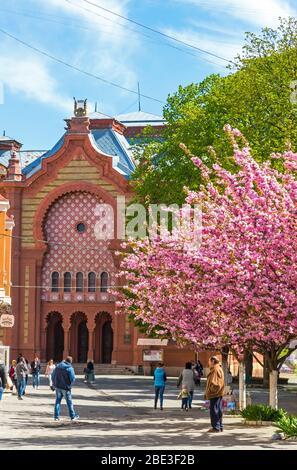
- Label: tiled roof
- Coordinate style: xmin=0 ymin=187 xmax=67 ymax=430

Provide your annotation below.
xmin=22 ymin=136 xmax=64 ymax=177
xmin=116 ymin=111 xmax=165 ymax=127
xmin=1 ymin=114 xmax=138 ymax=179
xmin=90 ymin=128 xmax=135 ymax=177
xmin=0 ymin=149 xmax=46 ymax=170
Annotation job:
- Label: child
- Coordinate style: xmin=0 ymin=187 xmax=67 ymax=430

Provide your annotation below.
xmin=178 ymin=386 xmax=190 ymax=411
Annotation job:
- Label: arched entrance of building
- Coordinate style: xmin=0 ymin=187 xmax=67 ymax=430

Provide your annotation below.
xmin=94 ymin=312 xmax=113 ymax=363
xmin=46 ymin=312 xmax=64 ymax=362
xmin=70 ymin=312 xmax=89 ymax=362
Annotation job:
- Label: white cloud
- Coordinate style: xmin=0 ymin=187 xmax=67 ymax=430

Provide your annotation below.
xmin=0 ymin=0 xmax=139 ymax=112
xmin=0 ymin=50 xmax=72 ymax=112
xmin=174 ymin=0 xmax=296 ymax=28
xmin=39 ymin=0 xmax=138 ymax=90
xmin=164 ymin=28 xmax=242 ymax=67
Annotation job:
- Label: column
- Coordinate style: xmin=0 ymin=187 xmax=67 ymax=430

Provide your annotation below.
xmin=63 ymin=318 xmax=70 ymax=358
xmin=87 ymin=319 xmax=95 ymax=361
xmin=0 ymin=202 xmax=8 ymax=298
xmin=4 ymin=218 xmax=14 ymax=299
xmin=34 ymin=262 xmax=42 ymax=357
xmin=40 ymin=328 xmax=47 ymax=362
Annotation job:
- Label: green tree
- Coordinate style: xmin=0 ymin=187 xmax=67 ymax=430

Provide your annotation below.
xmin=131 ymin=17 xmax=297 ymax=205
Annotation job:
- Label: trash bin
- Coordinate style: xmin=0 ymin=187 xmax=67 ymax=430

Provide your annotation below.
xmin=138 ymin=365 xmax=144 ymax=375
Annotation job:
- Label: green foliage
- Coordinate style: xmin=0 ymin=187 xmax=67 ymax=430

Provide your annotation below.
xmin=276 ymin=414 xmax=297 ymax=438
xmin=132 ymin=18 xmax=297 ymax=205
xmin=127 ymin=313 xmax=170 ymax=338
xmin=240 ymin=405 xmax=287 ymax=422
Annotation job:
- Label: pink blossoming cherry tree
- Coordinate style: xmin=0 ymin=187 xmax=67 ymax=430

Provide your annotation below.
xmin=116 ymin=126 xmax=297 ymax=409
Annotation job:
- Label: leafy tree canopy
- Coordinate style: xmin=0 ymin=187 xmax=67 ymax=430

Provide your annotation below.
xmin=131 ymin=17 xmax=297 ymax=205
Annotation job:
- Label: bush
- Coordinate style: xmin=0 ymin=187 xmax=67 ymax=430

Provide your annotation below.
xmin=240 ymin=405 xmax=287 ymax=422
xmin=276 ymin=415 xmax=297 ymax=438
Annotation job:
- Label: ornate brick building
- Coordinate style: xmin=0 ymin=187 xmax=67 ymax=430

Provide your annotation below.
xmin=0 ymin=105 xmax=196 ymax=371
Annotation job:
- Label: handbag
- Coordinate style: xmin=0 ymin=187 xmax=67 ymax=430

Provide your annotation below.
xmin=6 ymin=376 xmax=13 ymax=389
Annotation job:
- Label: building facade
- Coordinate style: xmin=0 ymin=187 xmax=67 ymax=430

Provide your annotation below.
xmin=0 ymin=106 xmax=199 ymax=371
xmin=0 ymin=194 xmax=14 ymax=348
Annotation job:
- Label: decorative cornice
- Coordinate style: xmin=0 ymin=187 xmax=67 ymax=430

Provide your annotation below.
xmin=0 ymin=198 xmax=9 ymax=212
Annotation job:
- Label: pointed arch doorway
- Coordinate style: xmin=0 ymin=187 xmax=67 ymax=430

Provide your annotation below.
xmin=46 ymin=312 xmax=64 ymax=362
xmin=94 ymin=312 xmax=113 ymax=363
xmin=70 ymin=312 xmax=89 ymax=363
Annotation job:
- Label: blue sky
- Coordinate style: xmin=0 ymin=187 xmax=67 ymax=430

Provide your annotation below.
xmin=0 ymin=0 xmax=296 ymax=149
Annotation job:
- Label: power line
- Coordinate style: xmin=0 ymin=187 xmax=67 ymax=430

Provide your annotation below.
xmin=64 ymin=0 xmax=226 ymax=67
xmin=0 ymin=6 xmax=210 ymax=63
xmin=0 ymin=27 xmax=164 ymax=105
xmin=78 ymin=0 xmax=235 ymax=65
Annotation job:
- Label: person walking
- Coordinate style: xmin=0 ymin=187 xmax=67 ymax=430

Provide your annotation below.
xmin=0 ymin=362 xmax=7 ymax=401
xmin=45 ymin=359 xmax=56 ymax=391
xmin=204 ymin=356 xmax=225 ymax=433
xmin=15 ymin=357 xmax=29 ymax=400
xmin=51 ymin=356 xmax=79 ymax=421
xmin=153 ymin=362 xmax=166 ymax=410
xmin=31 ymin=356 xmax=41 ymax=389
xmin=16 ymin=353 xmax=22 ymax=364
xmin=9 ymin=360 xmax=17 ymax=393
xmin=193 ymin=360 xmax=204 ymax=386
xmin=85 ymin=360 xmax=95 ymax=383
xmin=177 ymin=386 xmax=190 ymax=411
xmin=24 ymin=358 xmax=30 ymax=389
xmin=177 ymin=362 xmax=196 ymax=409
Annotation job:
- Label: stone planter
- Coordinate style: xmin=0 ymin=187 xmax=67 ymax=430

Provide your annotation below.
xmin=244 ymin=420 xmax=275 ymax=426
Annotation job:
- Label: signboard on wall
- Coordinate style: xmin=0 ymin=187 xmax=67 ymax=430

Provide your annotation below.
xmin=0 ymin=314 xmax=15 ymax=328
xmin=137 ymin=339 xmax=168 ymax=346
xmin=142 ymin=349 xmax=163 ymax=362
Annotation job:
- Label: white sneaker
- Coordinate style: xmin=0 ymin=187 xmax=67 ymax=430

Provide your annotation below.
xmin=71 ymin=415 xmax=79 ymax=421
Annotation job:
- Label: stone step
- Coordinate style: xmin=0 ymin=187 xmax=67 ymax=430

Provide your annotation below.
xmin=40 ymin=363 xmax=137 ymax=375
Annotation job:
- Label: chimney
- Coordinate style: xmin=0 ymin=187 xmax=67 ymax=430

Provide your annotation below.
xmin=6 ymin=151 xmax=22 ymax=181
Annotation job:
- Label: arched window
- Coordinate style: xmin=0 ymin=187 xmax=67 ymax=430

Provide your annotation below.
xmin=76 ymin=272 xmax=84 ymax=292
xmin=64 ymin=272 xmax=71 ymax=292
xmin=88 ymin=272 xmax=96 ymax=292
xmin=100 ymin=272 xmax=108 ymax=293
xmin=51 ymin=272 xmax=59 ymax=292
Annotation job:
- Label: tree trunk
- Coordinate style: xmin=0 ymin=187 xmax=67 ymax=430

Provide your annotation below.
xmin=263 ymin=352 xmax=270 ymax=388
xmin=245 ymin=351 xmax=253 ymax=385
xmin=221 ymin=346 xmax=229 ymax=385
xmin=238 ymin=362 xmax=247 ymax=411
xmin=269 ymin=370 xmax=278 ymax=409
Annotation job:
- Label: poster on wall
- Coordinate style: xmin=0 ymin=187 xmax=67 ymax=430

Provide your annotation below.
xmin=142 ymin=349 xmax=163 ymax=362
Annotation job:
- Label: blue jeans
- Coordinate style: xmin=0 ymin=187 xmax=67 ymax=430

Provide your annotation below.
xmin=54 ymin=388 xmax=77 ymax=419
xmin=154 ymin=386 xmax=165 ymax=408
xmin=0 ymin=387 xmax=3 ymax=401
xmin=181 ymin=397 xmax=189 ymax=409
xmin=17 ymin=378 xmax=26 ymax=397
xmin=210 ymin=396 xmax=223 ymax=431
xmin=32 ymin=373 xmax=40 ymax=388
xmin=189 ymin=390 xmax=194 ymax=407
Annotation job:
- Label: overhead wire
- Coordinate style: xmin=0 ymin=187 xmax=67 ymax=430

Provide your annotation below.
xmin=77 ymin=0 xmax=235 ymax=65
xmin=0 ymin=27 xmax=165 ymax=104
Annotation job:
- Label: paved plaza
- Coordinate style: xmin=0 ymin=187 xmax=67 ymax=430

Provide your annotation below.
xmin=0 ymin=375 xmax=297 ymax=450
